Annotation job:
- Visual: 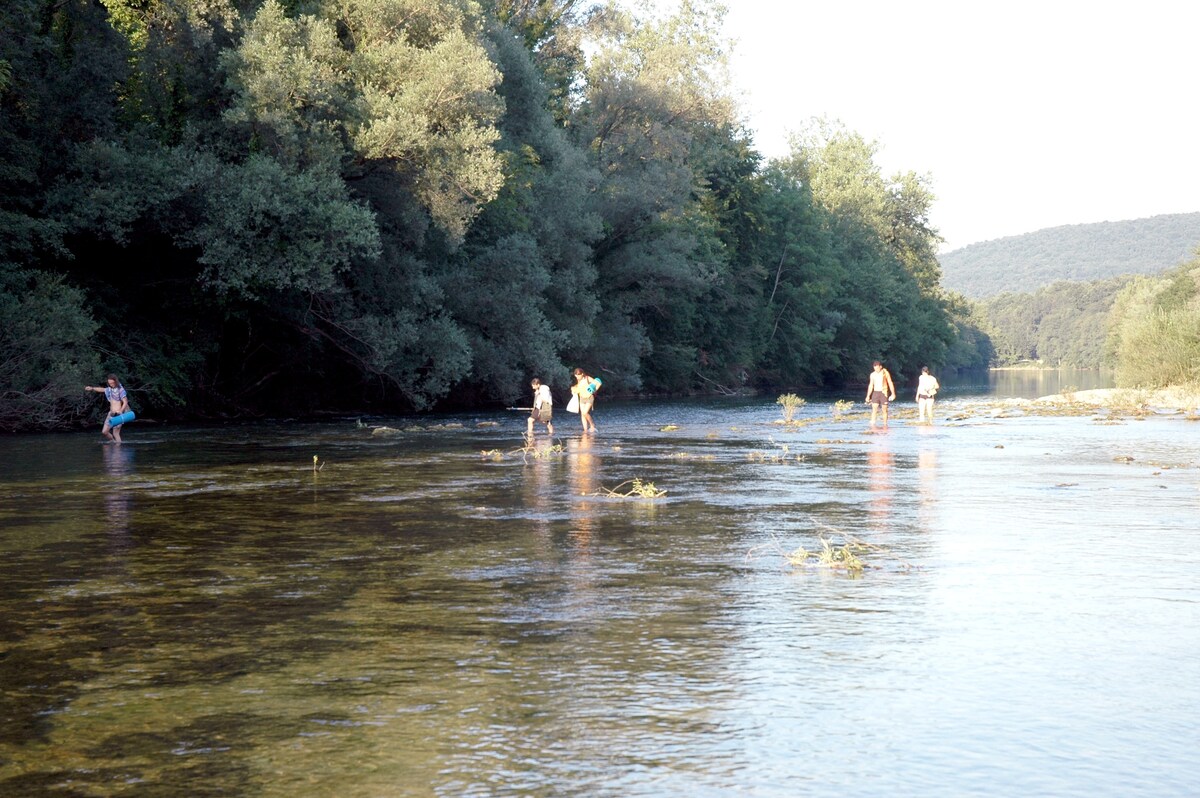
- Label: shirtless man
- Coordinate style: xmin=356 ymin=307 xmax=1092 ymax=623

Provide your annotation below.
xmin=865 ymin=361 xmax=896 ymax=428
xmin=85 ymin=374 xmax=131 ymax=443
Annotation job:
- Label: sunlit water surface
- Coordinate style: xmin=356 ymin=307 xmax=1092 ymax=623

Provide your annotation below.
xmin=2 ymin=374 xmax=1197 ymax=796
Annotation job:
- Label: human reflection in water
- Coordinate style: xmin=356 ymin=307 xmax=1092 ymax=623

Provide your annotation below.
xmin=521 ymin=449 xmax=555 ymax=555
xmin=101 ymin=443 xmax=135 ymax=550
xmin=865 ymin=443 xmax=894 ymax=534
xmin=566 ymin=436 xmax=598 ymax=552
xmin=917 ymin=444 xmax=938 ymax=527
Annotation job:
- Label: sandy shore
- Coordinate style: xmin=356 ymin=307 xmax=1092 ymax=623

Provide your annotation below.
xmin=1030 ymin=386 xmax=1200 ymax=411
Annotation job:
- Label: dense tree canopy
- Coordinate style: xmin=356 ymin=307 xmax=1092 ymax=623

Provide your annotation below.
xmin=0 ymin=0 xmax=979 ymax=430
xmin=978 ymin=276 xmax=1135 ymax=367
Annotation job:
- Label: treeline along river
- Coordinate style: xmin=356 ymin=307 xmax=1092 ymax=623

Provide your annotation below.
xmin=1 ymin=376 xmax=1197 ymax=796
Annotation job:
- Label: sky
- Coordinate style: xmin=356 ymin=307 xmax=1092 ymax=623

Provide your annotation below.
xmin=676 ymin=0 xmax=1200 ymax=251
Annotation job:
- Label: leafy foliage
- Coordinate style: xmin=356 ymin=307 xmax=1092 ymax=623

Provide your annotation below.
xmin=1107 ymin=255 xmax=1200 ymax=388
xmin=0 ymin=267 xmax=100 ymax=430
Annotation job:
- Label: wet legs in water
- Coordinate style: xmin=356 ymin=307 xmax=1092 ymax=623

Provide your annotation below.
xmin=869 ymin=401 xmax=888 ymax=429
xmin=918 ymin=397 xmax=935 ymax=424
xmin=527 ymin=415 xmax=553 ymax=440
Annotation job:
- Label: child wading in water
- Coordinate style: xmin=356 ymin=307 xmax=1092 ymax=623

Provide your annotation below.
xmin=527 ymin=378 xmax=554 ymax=438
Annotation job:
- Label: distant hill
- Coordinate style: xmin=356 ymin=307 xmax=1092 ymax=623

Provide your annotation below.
xmin=939 ymin=212 xmax=1200 ymax=298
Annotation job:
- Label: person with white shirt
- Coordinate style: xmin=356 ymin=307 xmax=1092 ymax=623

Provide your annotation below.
xmin=527 ymin=377 xmax=554 ymax=438
xmin=915 ymin=366 xmax=940 ymax=424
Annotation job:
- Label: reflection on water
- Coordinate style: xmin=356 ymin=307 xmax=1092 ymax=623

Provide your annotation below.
xmin=566 ymin=435 xmax=598 ymax=551
xmin=101 ymin=444 xmax=135 ymax=542
xmin=1 ymin=397 xmax=1198 ymax=797
xmin=916 ymin=434 xmax=938 ymax=531
xmin=941 ymin=367 xmax=1114 ymax=398
xmin=865 ymin=439 xmax=895 ymax=533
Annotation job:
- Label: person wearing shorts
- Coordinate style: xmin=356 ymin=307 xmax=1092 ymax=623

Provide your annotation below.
xmin=527 ymin=378 xmax=554 ymax=438
xmin=865 ymin=361 xmax=896 ymax=428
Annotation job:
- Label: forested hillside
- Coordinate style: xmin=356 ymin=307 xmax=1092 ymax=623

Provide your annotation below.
xmin=0 ymin=0 xmax=986 ymax=431
xmin=978 ymin=276 xmax=1135 ymax=367
xmin=941 ymin=213 xmax=1200 ymax=297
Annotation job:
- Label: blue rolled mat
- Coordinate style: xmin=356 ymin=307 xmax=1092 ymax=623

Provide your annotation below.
xmin=109 ymin=411 xmax=136 ymax=427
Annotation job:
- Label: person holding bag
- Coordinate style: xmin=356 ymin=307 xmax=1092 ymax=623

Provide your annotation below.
xmin=570 ymin=368 xmax=600 ymax=433
xmin=526 ymin=378 xmax=554 ymax=438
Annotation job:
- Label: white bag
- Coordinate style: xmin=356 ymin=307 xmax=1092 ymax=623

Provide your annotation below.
xmin=566 ymin=394 xmax=580 ymax=413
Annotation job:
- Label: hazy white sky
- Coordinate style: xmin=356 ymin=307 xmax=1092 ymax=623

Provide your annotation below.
xmin=691 ymin=0 xmax=1199 ymax=251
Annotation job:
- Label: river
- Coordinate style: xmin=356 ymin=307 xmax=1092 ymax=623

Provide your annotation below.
xmin=1 ymin=371 xmax=1197 ymax=797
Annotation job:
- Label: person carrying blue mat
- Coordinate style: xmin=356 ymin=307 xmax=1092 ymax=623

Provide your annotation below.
xmin=570 ymin=368 xmax=601 ymax=434
xmin=85 ymin=374 xmax=134 ymax=443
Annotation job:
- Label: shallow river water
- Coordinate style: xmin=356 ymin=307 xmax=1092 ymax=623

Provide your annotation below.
xmin=1 ymin=379 xmax=1198 ymax=797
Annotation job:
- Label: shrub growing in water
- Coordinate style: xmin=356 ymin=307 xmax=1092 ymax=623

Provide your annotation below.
xmin=776 ymin=393 xmax=806 ymax=422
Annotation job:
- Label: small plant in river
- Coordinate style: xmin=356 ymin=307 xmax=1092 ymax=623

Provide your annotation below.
xmin=789 ymin=537 xmax=868 ymax=571
xmin=747 ymin=524 xmax=896 ymax=573
xmin=747 ymin=440 xmax=804 ymax=464
xmin=832 ymin=399 xmax=854 ymax=420
xmin=511 ymin=440 xmax=564 ymax=462
xmin=592 ymin=478 xmax=666 ymax=498
xmin=776 ymin=393 xmax=806 ymax=422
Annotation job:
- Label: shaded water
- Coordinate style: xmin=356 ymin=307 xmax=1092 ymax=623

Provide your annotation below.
xmin=1 ymin=376 xmax=1197 ymax=796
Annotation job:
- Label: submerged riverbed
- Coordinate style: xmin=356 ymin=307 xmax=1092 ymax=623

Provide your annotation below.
xmin=1 ymin=391 xmax=1198 ymax=796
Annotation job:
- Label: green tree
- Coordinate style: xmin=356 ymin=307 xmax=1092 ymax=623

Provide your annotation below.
xmin=439 ymin=21 xmax=603 ymax=402
xmin=774 ymin=125 xmax=953 ymax=383
xmin=571 ymin=0 xmax=736 ymax=391
xmin=1108 ymin=255 xmax=1200 ymax=387
xmin=0 ymin=267 xmax=100 ymax=430
xmin=487 ymin=0 xmax=590 ymax=125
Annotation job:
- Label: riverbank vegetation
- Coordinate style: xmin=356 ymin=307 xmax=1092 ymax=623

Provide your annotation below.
xmin=978 ymin=276 xmax=1135 ymax=367
xmin=964 ymin=251 xmax=1200 ymax=392
xmin=1107 ymin=257 xmax=1200 ymax=389
xmin=0 ymin=0 xmax=992 ymax=431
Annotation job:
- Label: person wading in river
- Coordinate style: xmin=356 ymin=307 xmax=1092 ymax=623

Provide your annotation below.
xmin=865 ymin=361 xmax=897 ymax=428
xmin=526 ymin=378 xmax=554 ymax=439
xmin=84 ymin=374 xmax=132 ymax=443
xmin=915 ymin=366 xmax=941 ymax=424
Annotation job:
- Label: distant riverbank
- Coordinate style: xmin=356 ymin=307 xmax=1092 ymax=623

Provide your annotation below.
xmin=1033 ymin=386 xmax=1200 ymax=412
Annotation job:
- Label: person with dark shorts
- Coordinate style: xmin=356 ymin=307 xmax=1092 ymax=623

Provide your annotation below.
xmin=527 ymin=378 xmax=554 ymax=438
xmin=865 ymin=360 xmax=896 ymax=428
